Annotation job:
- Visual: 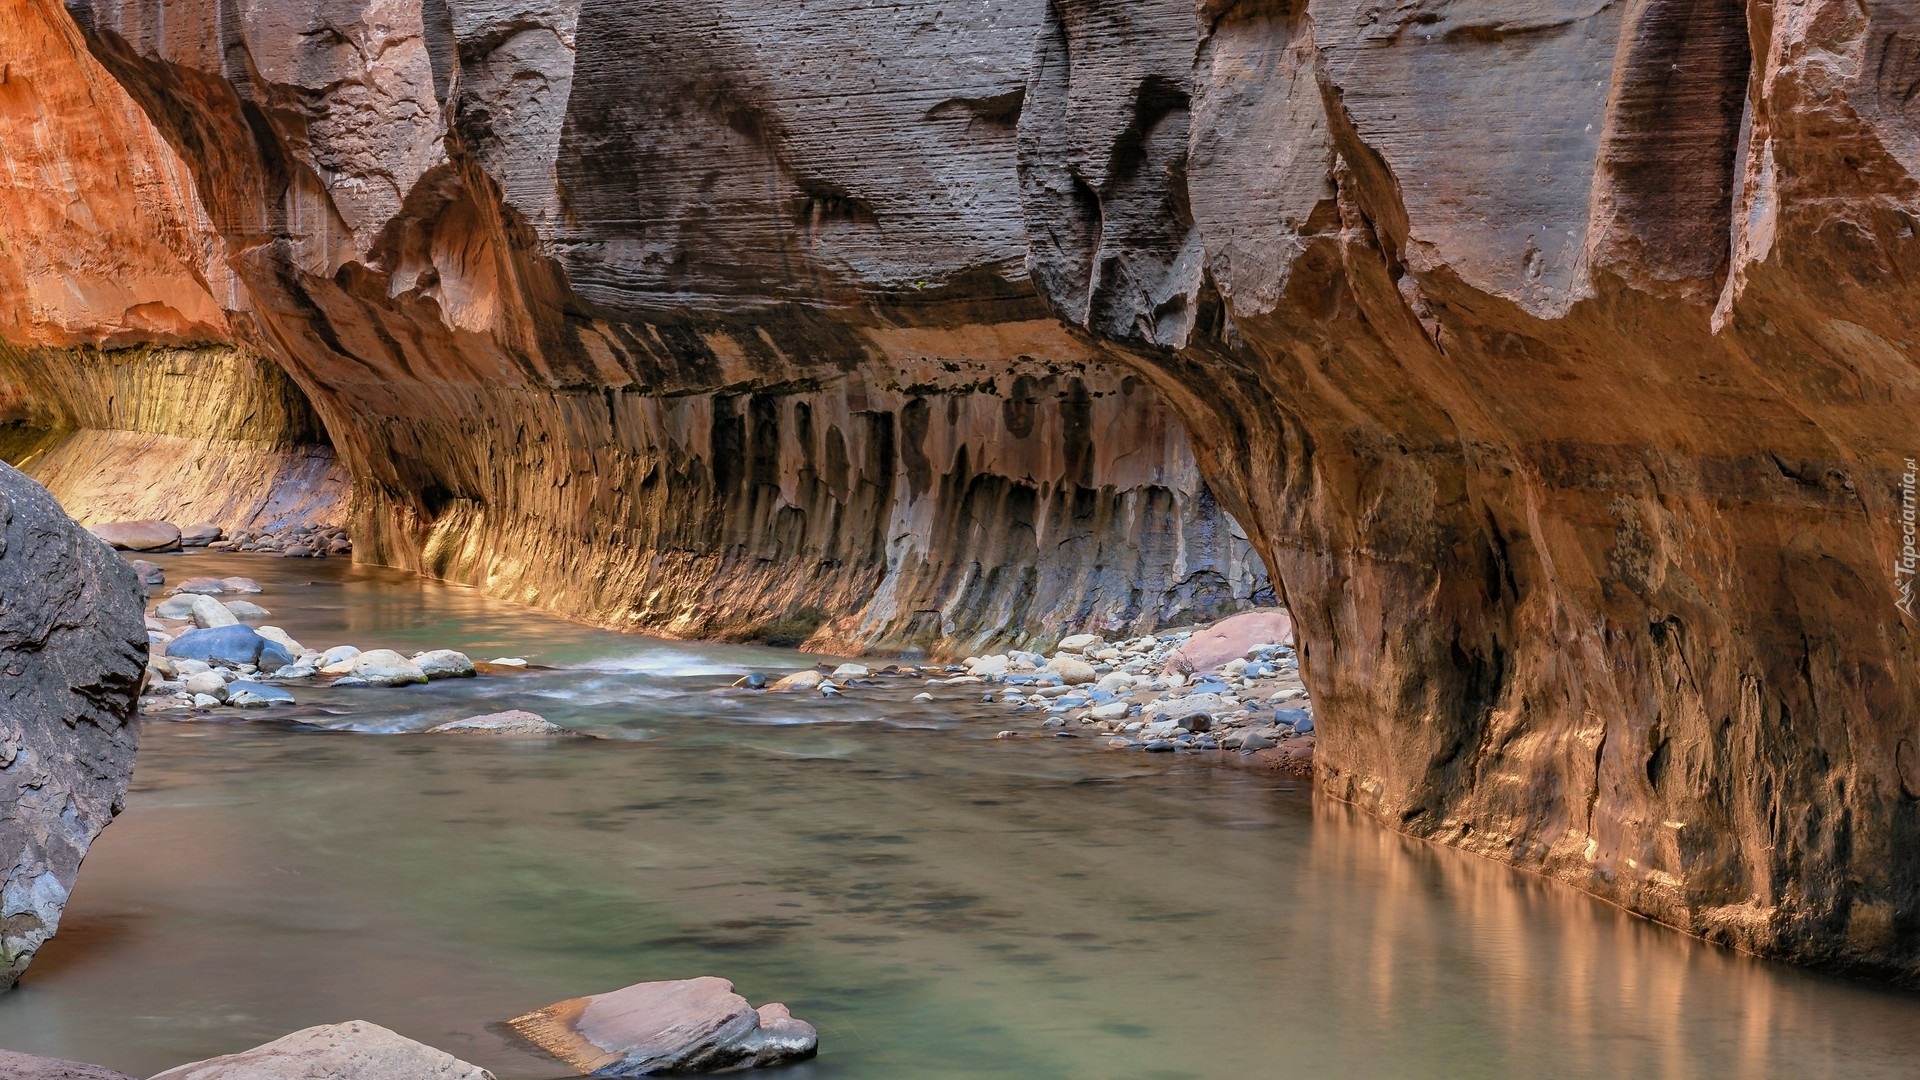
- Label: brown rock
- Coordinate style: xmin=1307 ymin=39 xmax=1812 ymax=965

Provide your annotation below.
xmin=426 ymin=711 xmax=578 ymax=736
xmin=0 ymin=1048 xmax=136 ymax=1080
xmin=148 ymin=1021 xmax=493 ymax=1080
xmin=179 ymin=522 xmax=223 ymax=545
xmin=86 ymin=520 xmax=179 ymax=552
xmin=1162 ymin=610 xmax=1294 ymax=676
xmin=507 ymin=977 xmax=817 ymax=1075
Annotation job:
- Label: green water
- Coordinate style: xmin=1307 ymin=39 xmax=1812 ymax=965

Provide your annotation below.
xmin=0 ymin=553 xmax=1914 ymax=1078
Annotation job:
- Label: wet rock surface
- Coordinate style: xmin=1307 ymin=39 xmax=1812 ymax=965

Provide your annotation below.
xmin=0 ymin=464 xmax=145 ymax=989
xmin=508 ymin=977 xmax=817 ymax=1076
xmin=0 ymin=1049 xmax=136 ymax=1080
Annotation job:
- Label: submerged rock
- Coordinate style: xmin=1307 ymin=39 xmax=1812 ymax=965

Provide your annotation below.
xmin=0 ymin=464 xmax=145 ymax=989
xmin=427 ymin=711 xmax=578 ymax=736
xmin=769 ymin=670 xmax=825 ymax=692
xmin=148 ymin=1021 xmax=494 ymax=1080
xmin=87 ymin=520 xmax=179 ymax=552
xmin=221 ymin=600 xmax=270 ymax=620
xmin=0 ymin=1048 xmax=136 ymax=1079
xmin=168 ymin=577 xmax=229 ymax=596
xmin=226 ymin=682 xmax=294 ymax=708
xmin=507 ymin=977 xmax=817 ymax=1075
xmin=220 ymin=577 xmax=263 ymax=595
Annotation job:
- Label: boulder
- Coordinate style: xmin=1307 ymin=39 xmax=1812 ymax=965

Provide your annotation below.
xmin=129 ymin=560 xmax=164 ymax=587
xmin=87 ymin=520 xmax=180 ymax=552
xmin=507 ymin=977 xmax=817 ymax=1076
xmin=181 ymin=671 xmax=228 ymax=701
xmin=317 ymin=645 xmax=361 ymax=671
xmin=769 ymin=670 xmax=824 ymax=692
xmin=226 ymin=682 xmax=295 ymax=708
xmin=0 ymin=1048 xmax=136 ymax=1079
xmin=412 ymin=650 xmax=476 ymax=680
xmin=830 ymin=662 xmax=869 ymax=679
xmin=165 ymin=626 xmax=295 ymax=672
xmin=1057 ymin=633 xmax=1103 ymax=654
xmin=254 ymin=626 xmax=304 ymax=655
xmin=167 ymin=577 xmax=228 ymax=596
xmin=148 ymin=1021 xmax=494 ymax=1080
xmin=186 ymin=594 xmax=238 ymax=629
xmin=965 ymin=654 xmax=1009 ymax=677
xmin=0 ymin=464 xmax=145 ymax=989
xmin=1161 ymin=610 xmax=1294 ymax=676
xmin=152 ymin=596 xmax=199 ymax=620
xmin=1044 ymin=655 xmax=1097 ymax=685
xmin=179 ymin=522 xmax=224 ymax=546
xmin=343 ymin=650 xmax=428 ymax=686
xmin=221 ymin=600 xmax=270 ymax=620
xmin=426 ymin=711 xmax=577 ymax=736
xmin=219 ymin=577 xmax=263 ymax=594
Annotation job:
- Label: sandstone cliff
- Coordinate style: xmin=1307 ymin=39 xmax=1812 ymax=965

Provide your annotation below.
xmin=0 ymin=463 xmax=145 ymax=988
xmin=1 ymin=0 xmax=1916 ymax=978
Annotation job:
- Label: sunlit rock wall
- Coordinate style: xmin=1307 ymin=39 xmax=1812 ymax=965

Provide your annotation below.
xmin=1021 ymin=0 xmax=1920 ymax=981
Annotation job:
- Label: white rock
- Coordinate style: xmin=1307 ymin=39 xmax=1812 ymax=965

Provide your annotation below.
xmin=344 ymin=650 xmax=429 ymax=687
xmin=412 ymin=649 xmax=476 ymax=680
xmin=190 ymin=693 xmax=223 ymax=708
xmin=150 ymin=1020 xmax=494 ymax=1080
xmin=1057 ymin=633 xmax=1103 ymax=654
xmin=188 ymin=594 xmax=238 ymax=629
xmin=771 ymin=670 xmax=825 ymax=692
xmin=1163 ymin=672 xmax=1188 ymax=688
xmin=966 ymin=654 xmax=1010 ymax=677
xmin=912 ymin=692 xmax=933 ymax=702
xmin=831 ymin=663 xmax=870 ymax=678
xmin=1045 ymin=655 xmax=1097 ymax=685
xmin=171 ymin=659 xmax=212 ymax=677
xmin=256 ymin=626 xmax=305 ymax=655
xmin=1089 ymin=647 xmax=1123 ymax=662
xmin=1091 ymin=701 xmax=1131 ymax=721
xmin=487 ymin=657 xmax=529 ymax=667
xmin=318 ymin=646 xmax=361 ymax=673
xmin=182 ymin=671 xmax=228 ymax=700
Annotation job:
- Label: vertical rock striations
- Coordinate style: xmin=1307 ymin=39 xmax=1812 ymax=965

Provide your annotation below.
xmin=0 ymin=463 xmax=145 ymax=988
xmin=1021 ymin=0 xmax=1920 ymax=979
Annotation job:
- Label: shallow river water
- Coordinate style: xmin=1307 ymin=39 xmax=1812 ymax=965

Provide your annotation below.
xmin=1 ymin=553 xmax=1916 ymax=1078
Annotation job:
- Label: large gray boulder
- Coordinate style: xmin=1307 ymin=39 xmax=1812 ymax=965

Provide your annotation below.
xmin=0 ymin=1048 xmax=136 ymax=1079
xmin=147 ymin=1021 xmax=493 ymax=1080
xmin=0 ymin=465 xmax=145 ymax=990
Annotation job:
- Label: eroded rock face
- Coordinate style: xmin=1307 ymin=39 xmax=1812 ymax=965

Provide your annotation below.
xmin=1020 ymin=0 xmax=1920 ymax=979
xmin=0 ymin=463 xmax=145 ymax=989
xmin=2 ymin=0 xmax=1916 ymax=979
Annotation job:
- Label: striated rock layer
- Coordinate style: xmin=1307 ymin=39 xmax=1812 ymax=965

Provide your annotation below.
xmin=1 ymin=0 xmax=1916 ymax=978
xmin=0 ymin=463 xmax=145 ymax=988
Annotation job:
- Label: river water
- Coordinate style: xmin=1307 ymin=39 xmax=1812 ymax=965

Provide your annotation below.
xmin=0 ymin=553 xmax=1915 ymax=1078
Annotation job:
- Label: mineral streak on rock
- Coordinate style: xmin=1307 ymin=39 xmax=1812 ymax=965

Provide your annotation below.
xmin=0 ymin=463 xmax=146 ymax=989
xmin=1021 ymin=0 xmax=1920 ymax=980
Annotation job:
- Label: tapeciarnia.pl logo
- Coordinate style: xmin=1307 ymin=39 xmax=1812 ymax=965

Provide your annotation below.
xmin=1899 ymin=458 xmax=1917 ymax=619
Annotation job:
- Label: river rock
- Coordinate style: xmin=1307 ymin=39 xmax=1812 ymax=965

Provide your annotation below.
xmin=965 ymin=654 xmax=1009 ymax=677
xmin=221 ymin=600 xmax=270 ymax=620
xmin=87 ymin=519 xmax=180 ymax=552
xmin=317 ymin=645 xmax=361 ymax=671
xmin=165 ymin=626 xmax=295 ymax=672
xmin=427 ymin=711 xmax=577 ymax=736
xmin=1044 ymin=655 xmax=1097 ymax=685
xmin=1057 ymin=633 xmax=1103 ymax=654
xmin=0 ymin=464 xmax=145 ymax=989
xmin=1161 ymin=610 xmax=1294 ymax=676
xmin=342 ymin=650 xmax=428 ymax=686
xmin=130 ymin=560 xmax=164 ymax=587
xmin=153 ymin=595 xmax=199 ymax=620
xmin=168 ymin=577 xmax=228 ymax=596
xmin=179 ymin=522 xmax=223 ymax=546
xmin=507 ymin=977 xmax=818 ymax=1075
xmin=412 ymin=650 xmax=476 ymax=680
xmin=220 ymin=577 xmax=262 ymax=594
xmin=186 ymin=594 xmax=238 ymax=629
xmin=181 ymin=671 xmax=228 ymax=700
xmin=255 ymin=626 xmax=304 ymax=655
xmin=830 ymin=662 xmax=869 ymax=678
xmin=0 ymin=1048 xmax=137 ymax=1079
xmin=148 ymin=1021 xmax=494 ymax=1080
xmin=769 ymin=670 xmax=824 ymax=692
xmin=1090 ymin=700 xmax=1130 ymax=721
xmin=226 ymin=682 xmax=294 ymax=708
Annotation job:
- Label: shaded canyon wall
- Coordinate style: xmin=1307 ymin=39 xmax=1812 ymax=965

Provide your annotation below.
xmin=1 ymin=0 xmax=1916 ymax=979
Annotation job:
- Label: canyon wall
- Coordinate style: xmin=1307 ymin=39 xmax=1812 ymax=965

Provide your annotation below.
xmin=1 ymin=0 xmax=1916 ymax=977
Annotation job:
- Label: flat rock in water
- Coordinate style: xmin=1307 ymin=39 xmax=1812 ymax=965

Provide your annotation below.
xmin=427 ymin=711 xmax=578 ymax=736
xmin=148 ymin=1021 xmax=494 ymax=1080
xmin=220 ymin=577 xmax=263 ymax=594
xmin=179 ymin=522 xmax=224 ymax=546
xmin=222 ymin=600 xmax=270 ymax=620
xmin=153 ymin=595 xmax=199 ymax=620
xmin=343 ymin=649 xmax=428 ymax=687
xmin=87 ymin=520 xmax=180 ymax=552
xmin=167 ymin=577 xmax=228 ymax=596
xmin=165 ymin=626 xmax=295 ymax=672
xmin=0 ymin=1048 xmax=137 ymax=1079
xmin=508 ymin=977 xmax=817 ymax=1075
xmin=1162 ymin=609 xmax=1293 ymax=675
xmin=769 ymin=670 xmax=824 ymax=692
xmin=226 ymin=682 xmax=294 ymax=708
xmin=413 ymin=649 xmax=476 ymax=680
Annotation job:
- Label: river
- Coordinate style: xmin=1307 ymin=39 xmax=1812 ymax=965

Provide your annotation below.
xmin=0 ymin=552 xmax=1914 ymax=1078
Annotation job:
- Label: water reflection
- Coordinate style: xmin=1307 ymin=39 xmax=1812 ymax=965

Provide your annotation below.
xmin=0 ymin=553 xmax=1909 ymax=1078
